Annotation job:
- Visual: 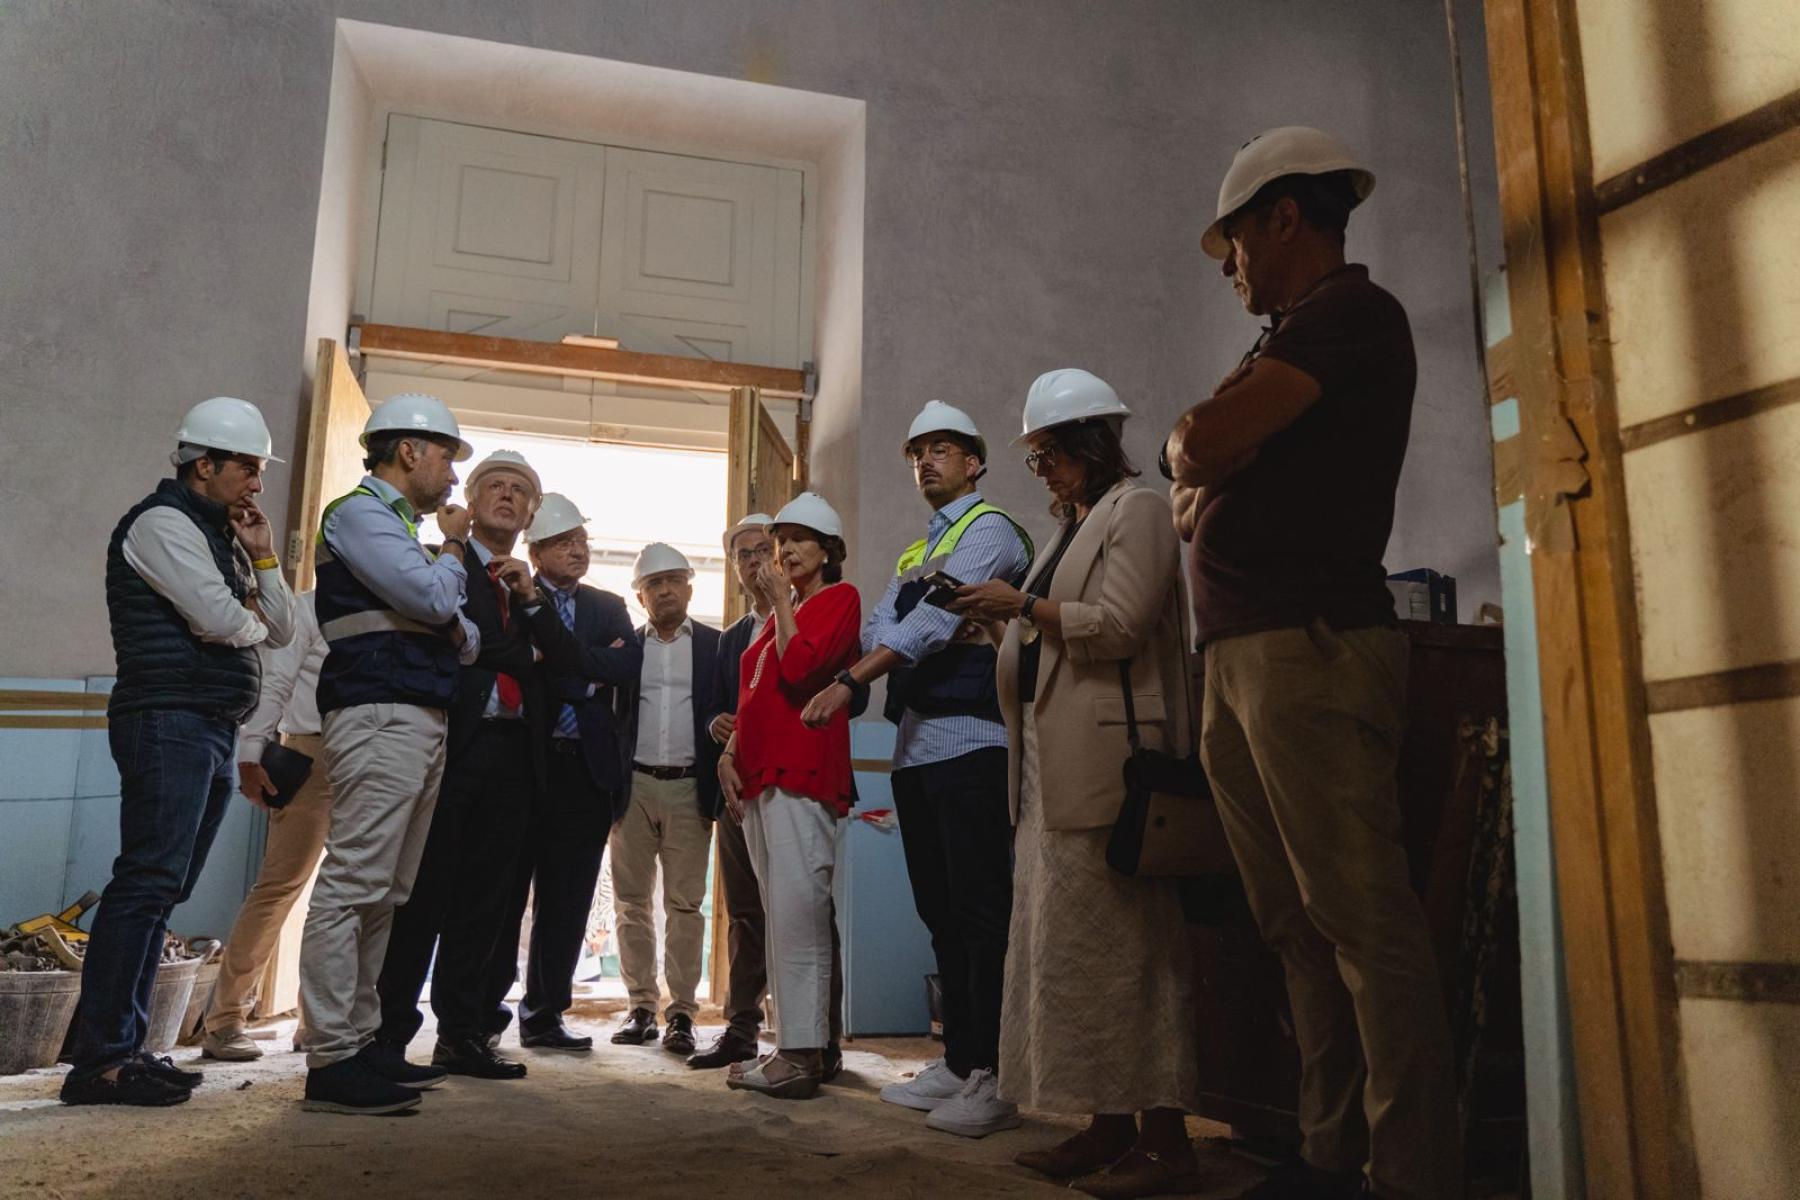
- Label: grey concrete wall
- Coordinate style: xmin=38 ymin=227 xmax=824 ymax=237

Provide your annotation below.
xmin=0 ymin=0 xmax=1501 ymax=678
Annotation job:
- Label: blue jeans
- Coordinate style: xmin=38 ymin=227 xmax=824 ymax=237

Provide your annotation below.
xmin=69 ymin=708 xmax=238 ymax=1075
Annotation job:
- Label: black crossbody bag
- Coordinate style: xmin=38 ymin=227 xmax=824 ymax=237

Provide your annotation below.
xmin=1104 ymin=658 xmax=1238 ymax=880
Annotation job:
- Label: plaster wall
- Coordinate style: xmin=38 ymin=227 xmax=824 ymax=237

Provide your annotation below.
xmin=1577 ymin=0 xmax=1800 ymax=1194
xmin=0 ymin=0 xmax=1502 ymax=685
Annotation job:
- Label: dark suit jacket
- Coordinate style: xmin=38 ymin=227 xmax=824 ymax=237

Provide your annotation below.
xmin=446 ymin=552 xmax=554 ymax=785
xmin=527 ymin=578 xmax=641 ymax=797
xmin=616 ymin=620 xmax=725 ymax=821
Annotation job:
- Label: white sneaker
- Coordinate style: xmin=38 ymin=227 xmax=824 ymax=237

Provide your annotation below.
xmin=925 ymin=1068 xmax=1021 ymax=1138
xmin=879 ymin=1057 xmax=965 ymax=1111
xmin=201 ymin=1029 xmax=264 ymax=1061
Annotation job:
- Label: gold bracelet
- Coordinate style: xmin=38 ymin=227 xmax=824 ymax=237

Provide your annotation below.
xmin=251 ymin=556 xmax=280 ymax=571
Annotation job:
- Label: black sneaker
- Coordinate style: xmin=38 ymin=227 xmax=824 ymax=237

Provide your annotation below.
xmin=358 ymin=1041 xmax=448 ymax=1089
xmin=60 ymin=1062 xmax=191 ymax=1107
xmin=301 ymin=1058 xmax=423 ymax=1115
xmin=136 ymin=1051 xmax=204 ymax=1090
xmin=662 ymin=1014 xmax=696 ymax=1055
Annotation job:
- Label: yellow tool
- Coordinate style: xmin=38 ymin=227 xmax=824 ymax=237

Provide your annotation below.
xmin=13 ymin=891 xmax=100 ymax=943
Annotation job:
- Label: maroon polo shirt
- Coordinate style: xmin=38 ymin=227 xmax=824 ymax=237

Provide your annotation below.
xmin=1190 ymin=264 xmax=1416 ymax=644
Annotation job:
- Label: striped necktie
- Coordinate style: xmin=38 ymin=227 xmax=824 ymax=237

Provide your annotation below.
xmin=551 ymin=585 xmax=580 ymax=740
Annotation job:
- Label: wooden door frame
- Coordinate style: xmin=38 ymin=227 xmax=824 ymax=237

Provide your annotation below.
xmin=1481 ymin=1 xmax=1696 ymax=1196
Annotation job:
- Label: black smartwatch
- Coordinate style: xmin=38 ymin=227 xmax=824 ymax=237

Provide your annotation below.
xmin=834 ymin=668 xmax=869 ymax=703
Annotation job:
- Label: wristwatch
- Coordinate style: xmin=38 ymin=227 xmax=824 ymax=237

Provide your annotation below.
xmin=834 ymin=668 xmax=870 ymax=704
xmin=1157 ymin=441 xmax=1175 ymax=482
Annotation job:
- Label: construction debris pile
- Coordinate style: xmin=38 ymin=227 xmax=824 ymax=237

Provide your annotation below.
xmin=2 ymin=892 xmax=216 ymax=972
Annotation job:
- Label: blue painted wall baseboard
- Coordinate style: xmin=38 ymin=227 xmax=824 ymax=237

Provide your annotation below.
xmin=0 ymin=676 xmax=262 ymax=941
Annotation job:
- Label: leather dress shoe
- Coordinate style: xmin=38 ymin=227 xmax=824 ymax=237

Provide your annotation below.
xmin=611 ymin=1007 xmax=659 ymax=1045
xmin=687 ymin=1031 xmax=759 ymax=1070
xmin=432 ymin=1036 xmax=528 ymax=1080
xmin=521 ymin=1024 xmax=594 ymax=1052
xmin=662 ymin=1014 xmax=696 ymax=1055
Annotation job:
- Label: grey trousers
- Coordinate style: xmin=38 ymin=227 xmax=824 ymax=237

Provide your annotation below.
xmin=298 ymin=703 xmax=447 ymax=1068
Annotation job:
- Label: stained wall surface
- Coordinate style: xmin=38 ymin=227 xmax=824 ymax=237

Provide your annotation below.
xmin=1577 ymin=0 xmax=1800 ymax=1194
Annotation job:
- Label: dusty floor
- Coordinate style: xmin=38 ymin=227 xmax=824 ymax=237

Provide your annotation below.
xmin=0 ymin=999 xmax=1271 ymax=1199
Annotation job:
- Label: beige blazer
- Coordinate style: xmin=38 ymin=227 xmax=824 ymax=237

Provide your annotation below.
xmin=996 ymin=479 xmax=1194 ymax=831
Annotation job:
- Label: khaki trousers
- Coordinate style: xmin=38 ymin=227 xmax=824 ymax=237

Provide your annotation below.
xmin=205 ymin=733 xmax=331 ymax=1036
xmin=299 ymin=703 xmax=446 ymax=1068
xmin=608 ymin=773 xmax=713 ymax=1019
xmin=1201 ymin=624 xmax=1461 ymax=1200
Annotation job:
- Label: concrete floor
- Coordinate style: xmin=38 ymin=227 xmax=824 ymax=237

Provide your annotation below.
xmin=0 ymin=1000 xmax=1272 ymax=1199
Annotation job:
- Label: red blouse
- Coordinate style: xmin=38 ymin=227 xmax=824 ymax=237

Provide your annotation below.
xmin=735 ymin=581 xmax=862 ymax=815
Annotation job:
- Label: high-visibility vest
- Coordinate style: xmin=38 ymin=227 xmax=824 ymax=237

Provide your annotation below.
xmin=885 ymin=501 xmax=1032 ymax=725
xmin=313 ymin=484 xmax=461 ymax=713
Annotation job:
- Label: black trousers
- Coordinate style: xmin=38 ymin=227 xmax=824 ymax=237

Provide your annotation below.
xmin=891 ymin=746 xmax=1013 ymax=1075
xmin=377 ymin=720 xmax=534 ymax=1046
xmin=483 ymin=743 xmax=613 ymax=1036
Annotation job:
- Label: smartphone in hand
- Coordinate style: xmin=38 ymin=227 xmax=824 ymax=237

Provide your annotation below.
xmin=921 ymin=570 xmax=964 ymax=609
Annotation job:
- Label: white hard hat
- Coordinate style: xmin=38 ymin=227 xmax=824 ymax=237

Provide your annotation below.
xmin=465 ymin=449 xmax=543 ymax=509
xmin=904 ymin=400 xmax=987 ymax=463
xmin=1200 ymin=126 xmax=1375 ymax=260
xmin=724 ymin=512 xmax=774 ymax=554
xmin=771 ymin=491 xmax=844 ymax=540
xmin=172 ymin=396 xmax=282 ymax=464
xmin=1016 ymin=369 xmax=1131 ymax=442
xmin=632 ymin=542 xmax=695 ymax=586
xmin=526 ymin=493 xmax=588 ymax=543
xmin=361 ymin=392 xmax=474 ymax=462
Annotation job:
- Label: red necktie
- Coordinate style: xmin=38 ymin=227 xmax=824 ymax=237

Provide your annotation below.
xmin=487 ymin=563 xmax=524 ymax=713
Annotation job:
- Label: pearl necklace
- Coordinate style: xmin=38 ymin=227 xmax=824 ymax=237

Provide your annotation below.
xmin=745 ymin=584 xmax=831 ymax=692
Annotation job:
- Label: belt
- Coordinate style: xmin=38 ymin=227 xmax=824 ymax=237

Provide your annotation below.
xmin=551 ymin=738 xmax=584 ymax=755
xmin=633 ymin=762 xmax=697 ymax=781
xmin=480 ymin=717 xmax=531 ymax=734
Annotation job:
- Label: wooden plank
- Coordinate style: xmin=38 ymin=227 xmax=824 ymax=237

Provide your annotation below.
xmin=357 ymin=324 xmax=808 ymax=399
xmin=1486 ymin=334 xmax=1516 ymax=404
xmin=1644 ymin=658 xmax=1800 ymax=714
xmin=0 ymin=715 xmax=108 ymax=730
xmin=1483 ymin=1 xmax=1696 ymax=1196
xmin=1618 ymin=374 xmax=1800 ymax=453
xmin=1596 ymin=86 xmax=1800 ymax=214
xmin=1675 ymin=960 xmax=1800 ymax=1005
xmin=294 ymin=340 xmax=374 ymax=591
xmin=0 ymin=690 xmax=109 ymax=711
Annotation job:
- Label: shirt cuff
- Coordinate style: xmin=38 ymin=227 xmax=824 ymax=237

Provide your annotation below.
xmin=874 ymin=638 xmax=921 ymax=665
xmin=238 ymin=735 xmax=268 ymax=761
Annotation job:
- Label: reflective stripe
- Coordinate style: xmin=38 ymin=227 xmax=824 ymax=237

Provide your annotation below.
xmin=895 ymin=502 xmax=1033 ymax=576
xmin=319 ymin=610 xmax=441 ymax=642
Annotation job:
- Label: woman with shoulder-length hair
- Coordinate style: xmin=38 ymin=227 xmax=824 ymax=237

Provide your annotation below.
xmin=717 ymin=491 xmax=862 ymax=1100
xmin=951 ymin=369 xmax=1203 ymax=1198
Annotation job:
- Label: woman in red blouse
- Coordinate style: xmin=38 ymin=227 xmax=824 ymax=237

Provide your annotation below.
xmin=718 ymin=491 xmax=861 ymax=1099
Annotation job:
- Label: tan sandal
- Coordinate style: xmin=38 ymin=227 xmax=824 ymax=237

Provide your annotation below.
xmin=724 ymin=1051 xmax=821 ymax=1100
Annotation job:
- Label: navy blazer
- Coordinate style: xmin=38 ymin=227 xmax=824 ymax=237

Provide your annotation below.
xmin=529 ymin=578 xmax=642 ymax=799
xmin=616 ymin=620 xmax=724 ymax=822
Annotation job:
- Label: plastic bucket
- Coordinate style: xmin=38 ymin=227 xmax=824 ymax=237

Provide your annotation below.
xmin=0 ymin=970 xmax=83 ymax=1074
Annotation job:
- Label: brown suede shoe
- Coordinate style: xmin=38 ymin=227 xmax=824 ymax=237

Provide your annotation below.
xmin=1014 ymin=1129 xmax=1134 ymax=1179
xmin=1071 ymin=1148 xmax=1207 ymax=1198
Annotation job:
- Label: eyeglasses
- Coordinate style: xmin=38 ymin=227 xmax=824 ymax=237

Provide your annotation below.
xmin=734 ymin=544 xmax=774 ymax=564
xmin=904 ymin=440 xmax=966 ymax=465
xmin=1023 ymin=446 xmax=1058 ymax=473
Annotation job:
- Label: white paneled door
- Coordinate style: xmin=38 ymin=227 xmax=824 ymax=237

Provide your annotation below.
xmin=369 ymin=115 xmax=806 ymax=368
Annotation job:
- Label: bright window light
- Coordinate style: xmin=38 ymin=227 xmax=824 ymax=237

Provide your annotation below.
xmin=417 ymin=428 xmax=729 ymax=629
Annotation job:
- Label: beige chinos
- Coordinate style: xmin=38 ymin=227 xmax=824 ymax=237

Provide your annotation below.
xmin=298 ymin=703 xmax=447 ymax=1068
xmin=608 ymin=773 xmax=714 ymax=1020
xmin=205 ymin=733 xmax=331 ymax=1037
xmin=1201 ymin=623 xmax=1460 ymax=1200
